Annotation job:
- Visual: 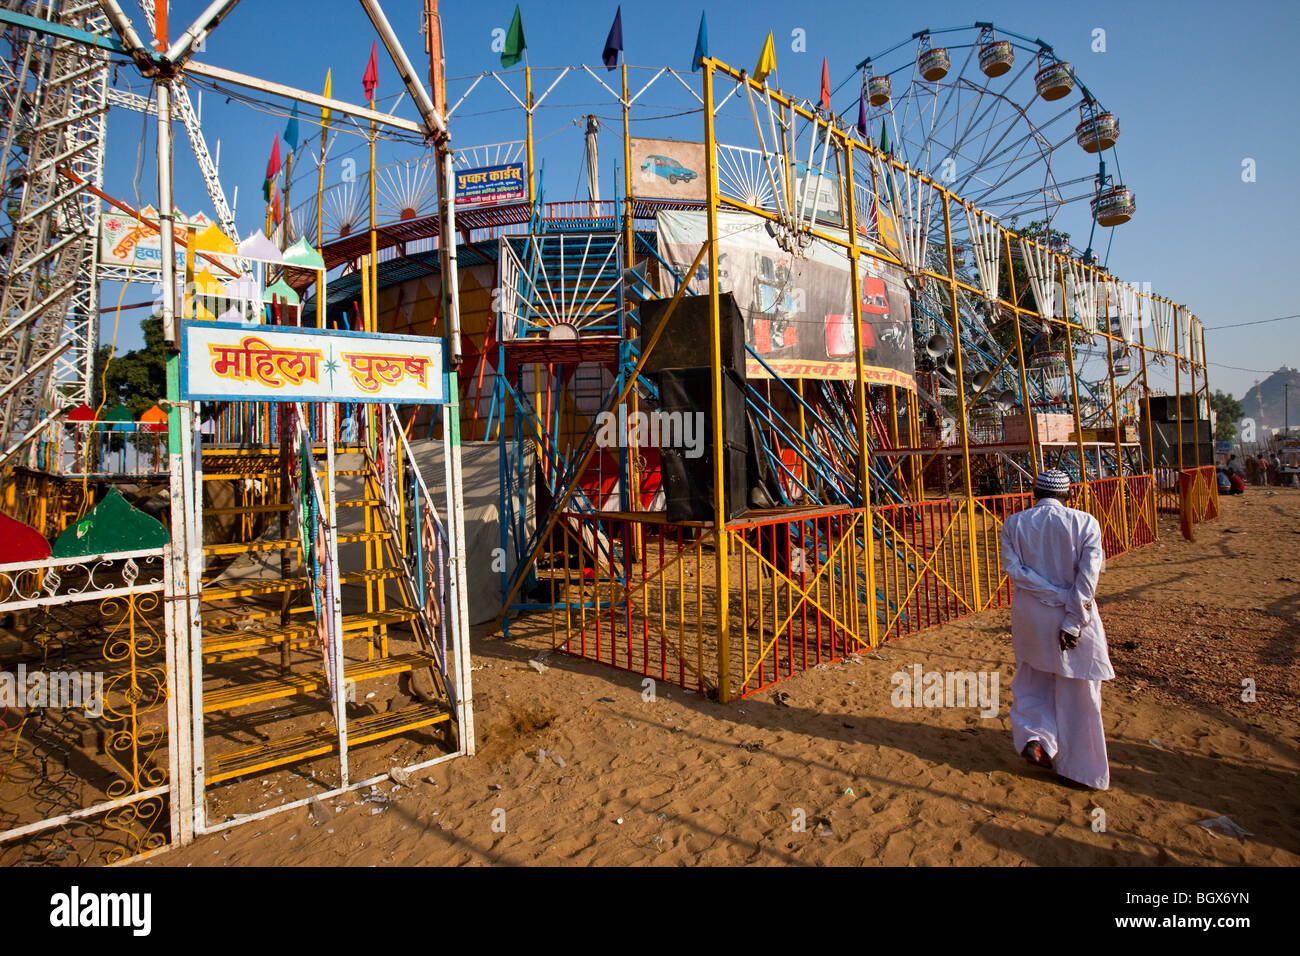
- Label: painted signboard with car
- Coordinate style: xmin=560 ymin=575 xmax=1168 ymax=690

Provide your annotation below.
xmin=641 ymin=154 xmax=698 ymax=185
xmin=630 ymin=137 xmax=708 ymax=201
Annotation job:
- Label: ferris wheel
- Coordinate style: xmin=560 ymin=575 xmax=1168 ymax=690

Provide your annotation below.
xmin=852 ymin=22 xmax=1133 ymax=264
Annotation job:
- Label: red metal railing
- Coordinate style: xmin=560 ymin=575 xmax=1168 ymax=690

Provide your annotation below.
xmin=539 ymin=472 xmax=1170 ymax=700
xmin=729 ymin=509 xmax=868 ymax=698
xmin=545 ymin=514 xmax=712 ymax=694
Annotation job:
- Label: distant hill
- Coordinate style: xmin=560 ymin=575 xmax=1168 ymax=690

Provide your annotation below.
xmin=1241 ymin=367 xmax=1300 ymax=432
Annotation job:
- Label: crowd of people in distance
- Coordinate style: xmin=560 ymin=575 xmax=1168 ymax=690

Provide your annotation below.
xmin=1219 ymin=452 xmax=1292 ymax=495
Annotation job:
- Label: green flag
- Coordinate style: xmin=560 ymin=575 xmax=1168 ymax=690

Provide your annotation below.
xmin=879 ymin=121 xmax=890 ymax=155
xmin=501 ymin=5 xmax=526 ymax=68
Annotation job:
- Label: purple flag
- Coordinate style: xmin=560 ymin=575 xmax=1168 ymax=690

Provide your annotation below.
xmin=603 ymin=6 xmax=623 ymax=71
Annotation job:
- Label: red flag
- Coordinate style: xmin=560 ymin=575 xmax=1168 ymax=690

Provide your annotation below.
xmin=266 ymin=134 xmax=280 ymax=181
xmin=820 ymin=57 xmax=830 ymax=111
xmin=362 ymin=40 xmax=379 ymax=102
xmin=262 ymin=135 xmax=280 ymax=202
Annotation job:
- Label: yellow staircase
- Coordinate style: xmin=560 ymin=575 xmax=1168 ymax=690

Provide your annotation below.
xmin=197 ymin=445 xmax=451 ymax=786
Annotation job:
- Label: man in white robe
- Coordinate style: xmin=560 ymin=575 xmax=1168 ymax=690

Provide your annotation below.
xmin=998 ymin=469 xmax=1113 ymax=790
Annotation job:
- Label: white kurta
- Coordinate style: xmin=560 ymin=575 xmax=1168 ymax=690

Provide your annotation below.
xmin=999 ymin=497 xmax=1113 ymax=789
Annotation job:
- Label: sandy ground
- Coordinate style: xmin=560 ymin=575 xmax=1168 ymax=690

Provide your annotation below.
xmin=153 ymin=488 xmax=1300 ymax=866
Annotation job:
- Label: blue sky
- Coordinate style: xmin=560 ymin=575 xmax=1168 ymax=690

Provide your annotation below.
xmin=101 ymin=0 xmax=1298 ymax=400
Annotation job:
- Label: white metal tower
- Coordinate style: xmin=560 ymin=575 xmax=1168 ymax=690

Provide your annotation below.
xmin=0 ymin=0 xmax=110 ymax=465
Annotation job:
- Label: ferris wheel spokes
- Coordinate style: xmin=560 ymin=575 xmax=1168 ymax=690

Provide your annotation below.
xmin=963 ymin=205 xmax=1002 ymax=303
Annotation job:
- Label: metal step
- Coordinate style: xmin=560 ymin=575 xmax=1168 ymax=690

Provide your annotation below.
xmin=202 ymin=497 xmax=383 ymax=519
xmin=203 ymin=502 xmax=291 ymax=518
xmin=203 ymin=650 xmax=438 ymax=714
xmin=204 ymin=700 xmax=450 ymax=785
xmin=201 ymin=530 xmax=390 ymax=557
xmin=202 ymin=607 xmax=421 ymax=662
xmin=202 ymin=605 xmax=314 ymax=630
xmin=201 ymin=567 xmax=400 ymax=603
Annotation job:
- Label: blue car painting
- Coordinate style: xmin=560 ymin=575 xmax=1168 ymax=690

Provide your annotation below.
xmin=641 ymin=154 xmax=698 ymax=186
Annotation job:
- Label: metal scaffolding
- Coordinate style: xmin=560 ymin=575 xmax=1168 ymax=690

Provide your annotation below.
xmin=0 ymin=0 xmax=110 ymax=463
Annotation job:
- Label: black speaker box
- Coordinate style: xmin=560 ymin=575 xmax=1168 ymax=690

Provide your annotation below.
xmin=1148 ymin=418 xmax=1211 ymax=444
xmin=1147 ymin=394 xmax=1198 ymax=422
xmin=1144 ymin=420 xmax=1214 ymax=468
xmin=639 ymin=292 xmax=745 ymax=375
xmin=656 ymin=367 xmax=748 ymax=522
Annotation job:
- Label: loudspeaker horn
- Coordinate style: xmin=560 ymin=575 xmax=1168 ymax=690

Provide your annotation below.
xmin=925 ymin=333 xmax=948 ymax=357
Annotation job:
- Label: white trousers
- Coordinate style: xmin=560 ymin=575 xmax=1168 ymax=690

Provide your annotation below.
xmin=1010 ymin=661 xmax=1110 ymax=790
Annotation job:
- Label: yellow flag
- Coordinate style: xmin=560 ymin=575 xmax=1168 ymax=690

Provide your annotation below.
xmin=754 ymin=31 xmax=776 ymax=83
xmin=321 ymin=69 xmax=332 ymax=126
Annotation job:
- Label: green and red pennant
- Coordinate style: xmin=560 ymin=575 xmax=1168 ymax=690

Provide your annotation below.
xmin=262 ymin=134 xmax=280 ymax=203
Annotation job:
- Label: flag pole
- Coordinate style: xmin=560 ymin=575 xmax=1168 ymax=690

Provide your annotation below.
xmin=282 ymin=149 xmax=293 ymax=251
xmin=368 ymin=102 xmax=377 ymax=334
xmin=315 ymin=135 xmax=328 ymax=328
xmin=620 ymin=55 xmax=641 ymax=533
xmin=525 ymin=49 xmax=534 ymax=206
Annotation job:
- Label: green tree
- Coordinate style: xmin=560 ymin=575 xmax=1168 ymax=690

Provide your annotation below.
xmin=103 ymin=315 xmax=168 ymax=418
xmin=1210 ymin=389 xmax=1243 ymax=441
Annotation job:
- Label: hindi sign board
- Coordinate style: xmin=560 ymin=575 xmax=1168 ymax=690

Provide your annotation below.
xmin=454 ymin=162 xmax=526 ymax=207
xmin=99 ymin=206 xmax=226 ymax=272
xmin=180 ymin=321 xmax=449 ymax=404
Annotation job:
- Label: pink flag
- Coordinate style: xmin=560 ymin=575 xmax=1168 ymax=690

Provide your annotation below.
xmin=362 ymin=41 xmax=379 ymax=102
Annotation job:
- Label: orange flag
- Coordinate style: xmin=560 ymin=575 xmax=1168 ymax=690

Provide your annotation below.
xmin=820 ymin=57 xmax=830 ymax=111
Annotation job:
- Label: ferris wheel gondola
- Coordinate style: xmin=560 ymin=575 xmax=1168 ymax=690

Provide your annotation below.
xmin=850 ymin=22 xmax=1135 ymax=263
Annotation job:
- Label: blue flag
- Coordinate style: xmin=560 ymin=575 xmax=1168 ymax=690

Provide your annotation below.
xmin=692 ymin=11 xmax=708 ymax=71
xmin=603 ymin=6 xmax=623 ymax=71
xmin=284 ymin=104 xmax=300 ymax=153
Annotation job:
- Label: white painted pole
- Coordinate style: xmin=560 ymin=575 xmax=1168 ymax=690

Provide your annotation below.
xmin=442 ymin=150 xmax=461 ymax=363
xmin=325 ymin=400 xmax=349 ymax=784
xmin=186 ymin=399 xmax=206 ymax=835
xmin=441 ymin=397 xmax=473 ymax=755
xmin=162 ymin=545 xmax=190 ymax=844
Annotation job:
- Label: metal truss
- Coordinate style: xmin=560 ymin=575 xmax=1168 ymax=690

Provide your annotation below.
xmin=130 ymin=0 xmax=237 ymax=244
xmin=0 ymin=0 xmax=110 ymax=464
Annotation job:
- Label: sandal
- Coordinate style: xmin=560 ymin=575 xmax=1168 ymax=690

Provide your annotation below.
xmin=1021 ymin=740 xmax=1054 ymax=769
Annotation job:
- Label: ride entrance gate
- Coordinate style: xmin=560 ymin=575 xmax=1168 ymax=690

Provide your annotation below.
xmin=175 ymin=320 xmax=474 ymax=836
xmin=0 ymin=322 xmax=474 ymax=863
